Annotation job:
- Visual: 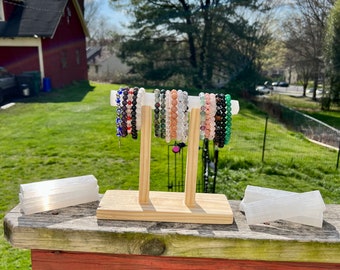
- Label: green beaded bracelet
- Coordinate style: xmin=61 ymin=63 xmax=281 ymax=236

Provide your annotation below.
xmin=224 ymin=94 xmax=232 ymax=145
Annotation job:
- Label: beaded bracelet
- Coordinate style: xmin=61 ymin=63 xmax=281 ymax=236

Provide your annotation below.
xmin=176 ymin=89 xmax=184 ymax=141
xmin=214 ymin=93 xmax=226 ymax=148
xmin=136 ymin=87 xmax=145 ymax=131
xmin=224 ymin=94 xmax=232 ymax=145
xmin=178 ymin=90 xmax=189 ymax=142
xmin=182 ymin=91 xmax=189 ymax=142
xmin=208 ymin=93 xmax=216 ymax=141
xmin=125 ymin=88 xmax=134 ymax=135
xmin=204 ymin=93 xmax=211 ymax=139
xmin=131 ymin=87 xmax=138 ymax=139
xmin=160 ymin=89 xmax=166 ymax=139
xmin=154 ymin=89 xmax=161 ymax=137
xmin=115 ymin=88 xmax=124 ymax=138
xmin=199 ymin=92 xmax=206 ymax=140
xmin=165 ymin=90 xmax=171 ymax=143
xmin=121 ymin=88 xmax=128 ymax=137
xmin=170 ymin=89 xmax=178 ymax=140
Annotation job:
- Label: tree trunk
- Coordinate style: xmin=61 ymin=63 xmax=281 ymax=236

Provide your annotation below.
xmin=179 ymin=0 xmax=200 ymax=88
xmin=312 ymin=77 xmax=318 ymax=100
xmin=303 ymin=83 xmax=307 ymax=97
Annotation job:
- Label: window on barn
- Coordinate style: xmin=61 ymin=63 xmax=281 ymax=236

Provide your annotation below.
xmin=75 ymin=49 xmax=80 ymax=65
xmin=61 ymin=51 xmax=67 ymax=69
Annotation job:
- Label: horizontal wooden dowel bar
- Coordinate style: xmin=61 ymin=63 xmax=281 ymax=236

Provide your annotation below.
xmin=110 ymin=90 xmax=240 ymax=114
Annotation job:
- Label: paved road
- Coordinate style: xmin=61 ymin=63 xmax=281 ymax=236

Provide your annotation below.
xmin=272 ymin=86 xmax=323 ymax=98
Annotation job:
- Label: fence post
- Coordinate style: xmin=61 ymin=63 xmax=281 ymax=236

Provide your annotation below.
xmin=337 ymin=140 xmax=340 ymax=170
xmin=262 ymin=115 xmax=268 ymax=162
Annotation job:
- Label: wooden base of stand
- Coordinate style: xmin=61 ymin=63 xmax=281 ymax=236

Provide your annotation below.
xmin=97 ymin=190 xmax=233 ymax=224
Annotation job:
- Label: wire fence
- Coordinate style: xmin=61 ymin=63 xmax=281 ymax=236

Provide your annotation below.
xmin=255 ymin=99 xmax=340 ymax=149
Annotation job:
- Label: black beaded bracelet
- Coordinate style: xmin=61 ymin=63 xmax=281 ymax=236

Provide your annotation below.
xmin=131 ymin=87 xmax=138 ymax=139
xmin=154 ymin=89 xmax=161 ymax=137
xmin=214 ymin=93 xmax=226 ymax=148
xmin=160 ymin=89 xmax=166 ymax=139
xmin=121 ymin=88 xmax=128 ymax=137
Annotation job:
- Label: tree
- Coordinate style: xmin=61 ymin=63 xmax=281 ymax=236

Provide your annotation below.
xmin=282 ymin=0 xmax=334 ymax=100
xmin=282 ymin=17 xmax=316 ymax=96
xmin=325 ymin=0 xmax=340 ymax=107
xmin=110 ymin=0 xmax=273 ymax=89
xmin=85 ymin=0 xmax=118 ymax=44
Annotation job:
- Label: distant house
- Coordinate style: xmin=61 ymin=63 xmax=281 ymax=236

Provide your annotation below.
xmin=0 ymin=0 xmax=89 ymax=89
xmin=87 ymin=46 xmax=129 ymax=83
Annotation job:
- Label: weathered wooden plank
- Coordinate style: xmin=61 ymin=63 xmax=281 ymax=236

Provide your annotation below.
xmin=31 ymin=250 xmax=340 ymax=270
xmin=4 ymin=200 xmax=340 ymax=263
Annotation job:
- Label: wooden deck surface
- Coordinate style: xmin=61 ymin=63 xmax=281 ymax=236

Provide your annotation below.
xmin=4 ymin=199 xmax=340 ymax=264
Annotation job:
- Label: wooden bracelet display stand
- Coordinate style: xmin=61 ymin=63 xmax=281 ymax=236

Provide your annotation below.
xmin=96 ymin=91 xmax=239 ymax=224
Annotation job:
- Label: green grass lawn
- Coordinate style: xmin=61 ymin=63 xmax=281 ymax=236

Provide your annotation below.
xmin=0 ymin=81 xmax=339 ymax=269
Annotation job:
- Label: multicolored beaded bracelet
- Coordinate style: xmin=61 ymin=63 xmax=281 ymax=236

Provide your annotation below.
xmin=182 ymin=91 xmax=189 ymax=142
xmin=199 ymin=92 xmax=206 ymax=140
xmin=126 ymin=88 xmax=134 ymax=135
xmin=115 ymin=88 xmax=124 ymax=138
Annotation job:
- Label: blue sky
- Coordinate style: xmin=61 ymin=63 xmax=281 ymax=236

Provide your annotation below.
xmin=94 ymin=0 xmax=131 ymax=32
xmin=88 ymin=0 xmax=293 ymax=34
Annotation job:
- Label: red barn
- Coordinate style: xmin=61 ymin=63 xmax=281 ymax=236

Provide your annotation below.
xmin=0 ymin=0 xmax=89 ymax=89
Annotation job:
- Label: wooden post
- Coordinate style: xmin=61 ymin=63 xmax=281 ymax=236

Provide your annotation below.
xmin=184 ymin=108 xmax=201 ymax=207
xmin=139 ymin=106 xmax=152 ymax=204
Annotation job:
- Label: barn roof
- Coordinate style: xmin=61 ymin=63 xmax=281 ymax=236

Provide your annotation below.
xmin=0 ymin=0 xmax=88 ymax=38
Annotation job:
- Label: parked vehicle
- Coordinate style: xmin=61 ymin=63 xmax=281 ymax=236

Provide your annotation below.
xmin=264 ymin=81 xmax=273 ymax=90
xmin=256 ymin=86 xmax=271 ymax=95
xmin=278 ymin=81 xmax=289 ymax=87
xmin=0 ymin=67 xmax=17 ymax=104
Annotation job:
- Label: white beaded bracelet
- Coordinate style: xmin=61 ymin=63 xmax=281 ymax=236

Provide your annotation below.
xmin=209 ymin=93 xmax=216 ymax=141
xmin=165 ymin=90 xmax=171 ymax=143
xmin=136 ymin=87 xmax=145 ymax=131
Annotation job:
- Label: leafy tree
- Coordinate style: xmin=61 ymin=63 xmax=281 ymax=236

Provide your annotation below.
xmin=110 ymin=0 xmax=273 ymax=89
xmin=325 ymin=0 xmax=340 ymax=107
